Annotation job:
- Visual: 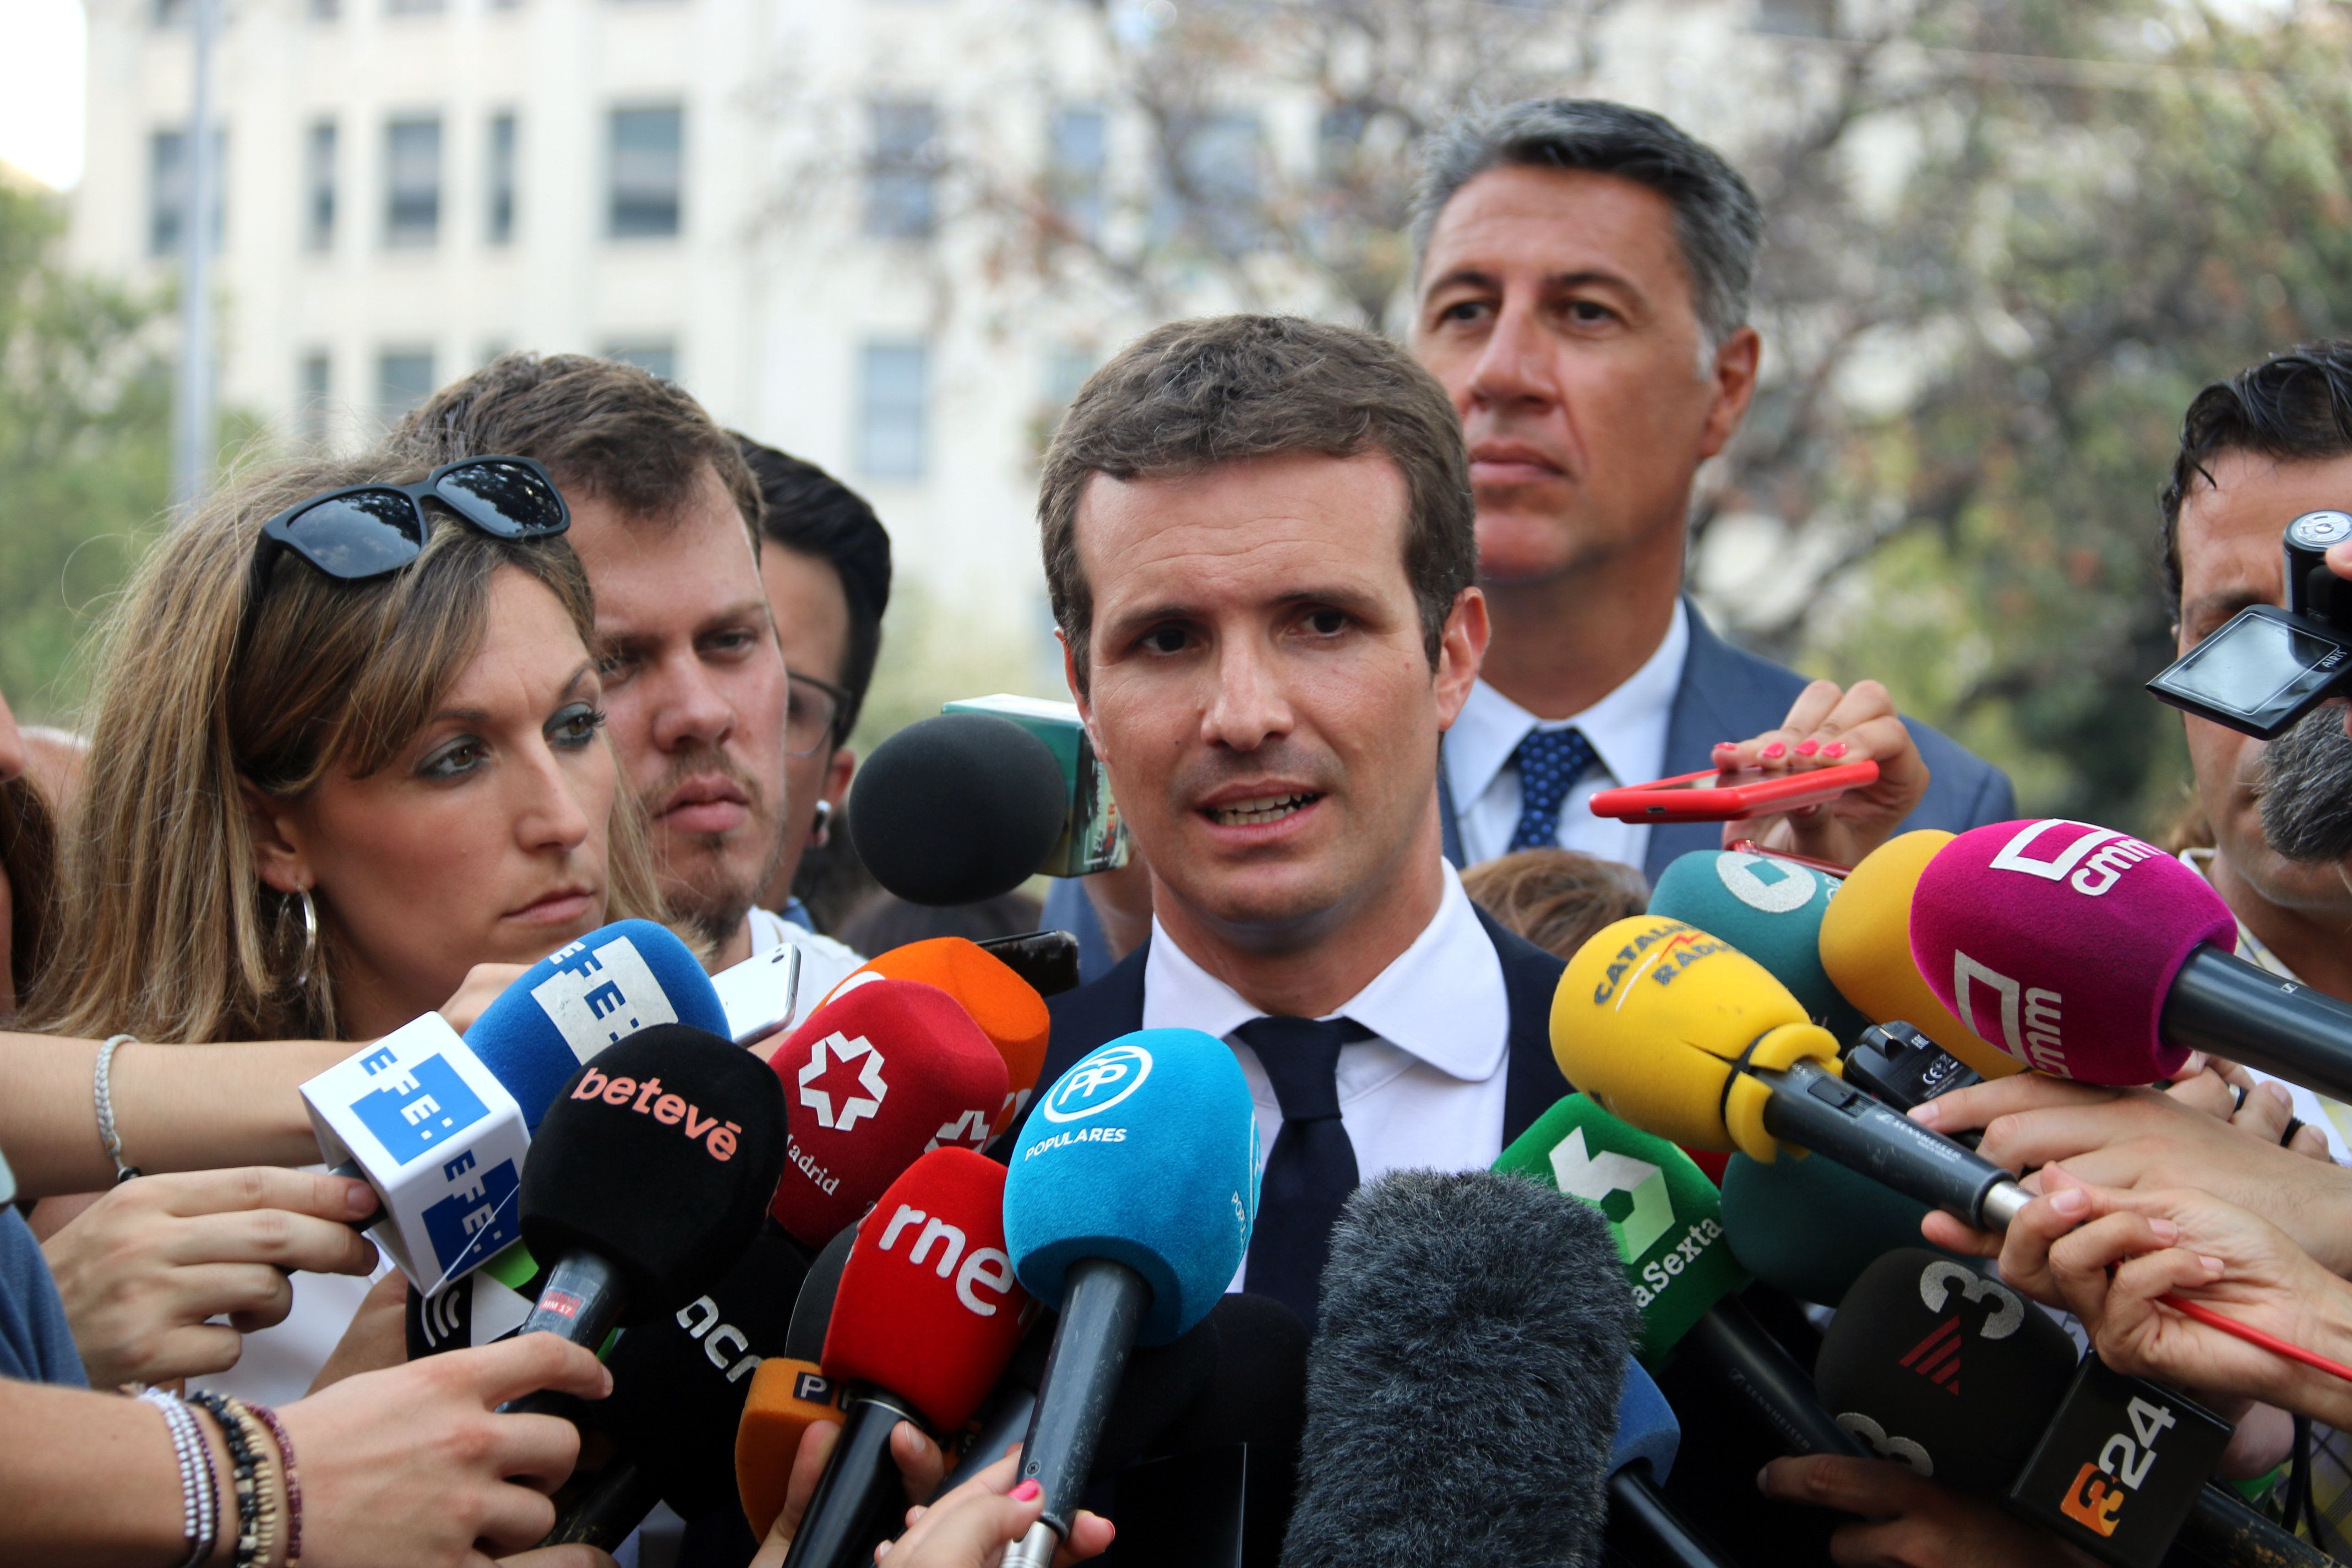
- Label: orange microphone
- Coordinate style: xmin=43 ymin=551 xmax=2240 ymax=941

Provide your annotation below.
xmin=734 ymin=1358 xmax=850 ymax=1540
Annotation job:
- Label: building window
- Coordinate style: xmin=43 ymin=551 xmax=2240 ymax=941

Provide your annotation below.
xmin=384 ymin=116 xmax=442 ymax=248
xmin=486 ymin=112 xmax=517 ymax=244
xmin=865 ymin=101 xmax=940 ymax=240
xmin=1755 ymin=0 xmax=1834 ymax=35
xmin=297 ymin=352 xmax=332 ymax=446
xmin=1159 ymin=110 xmax=1264 ymax=253
xmin=607 ymin=106 xmax=682 ymax=238
xmin=602 ymin=342 xmax=676 ymax=381
xmin=377 ymin=349 xmax=435 ymax=422
xmin=857 ymin=341 xmax=928 ymax=481
xmin=309 ymin=0 xmax=339 ymax=19
xmin=1046 ymin=107 xmax=1105 ymax=243
xmin=148 ymin=128 xmax=224 ymax=257
xmin=302 ymin=119 xmax=336 ymax=251
xmin=386 ymin=0 xmax=446 ymax=15
xmin=151 ymin=0 xmax=189 ymax=25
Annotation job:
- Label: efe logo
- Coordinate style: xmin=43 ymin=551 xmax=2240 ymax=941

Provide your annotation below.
xmin=350 ymin=1053 xmax=490 ymax=1165
xmin=568 ymin=1065 xmax=745 ymax=1161
xmin=531 ymin=935 xmax=680 ymax=1060
xmin=798 ymin=1032 xmax=888 ymax=1132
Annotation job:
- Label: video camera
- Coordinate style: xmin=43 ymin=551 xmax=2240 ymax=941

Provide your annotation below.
xmin=2148 ymin=509 xmax=2352 ymax=738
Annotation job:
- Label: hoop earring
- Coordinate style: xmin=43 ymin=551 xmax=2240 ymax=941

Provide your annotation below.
xmin=809 ymin=799 xmax=832 ymax=849
xmin=295 ymin=888 xmax=320 ymax=985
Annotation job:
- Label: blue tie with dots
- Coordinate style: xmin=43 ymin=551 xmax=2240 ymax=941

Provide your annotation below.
xmin=1507 ymin=726 xmax=1599 ymax=852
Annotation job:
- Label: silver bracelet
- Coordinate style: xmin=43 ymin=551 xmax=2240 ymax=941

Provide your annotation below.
xmin=94 ymin=1034 xmax=142 ymax=1183
xmin=137 ymin=1387 xmax=217 ymax=1568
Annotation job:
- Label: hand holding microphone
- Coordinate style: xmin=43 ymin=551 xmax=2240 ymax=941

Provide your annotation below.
xmin=1706 ymin=677 xmax=1930 ymax=868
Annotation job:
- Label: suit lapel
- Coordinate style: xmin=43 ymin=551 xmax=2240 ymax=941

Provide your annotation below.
xmin=1476 ymin=906 xmax=1571 ymax=1144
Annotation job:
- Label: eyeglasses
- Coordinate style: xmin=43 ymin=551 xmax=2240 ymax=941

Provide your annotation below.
xmin=785 ymin=670 xmax=853 ymax=758
xmin=250 ymin=456 xmax=569 ymax=600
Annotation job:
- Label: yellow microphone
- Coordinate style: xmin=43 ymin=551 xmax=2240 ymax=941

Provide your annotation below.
xmin=1816 ymin=831 xmax=2019 ymax=1081
xmin=1555 ymin=916 xmax=2032 ymax=1228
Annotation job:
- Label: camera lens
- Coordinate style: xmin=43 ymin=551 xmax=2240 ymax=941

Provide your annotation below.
xmin=2287 ymin=510 xmax=2352 ymax=550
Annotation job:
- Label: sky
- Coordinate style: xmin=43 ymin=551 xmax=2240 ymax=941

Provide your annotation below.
xmin=0 ymin=0 xmax=86 ymax=189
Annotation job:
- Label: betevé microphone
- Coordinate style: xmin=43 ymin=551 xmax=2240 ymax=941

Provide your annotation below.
xmin=782 ymin=1147 xmax=1032 ymax=1568
xmin=763 ymin=978 xmax=1008 ymax=1247
xmin=301 ymin=918 xmax=728 ymax=1289
xmin=1498 ymin=1094 xmax=1863 ymax=1458
xmin=1280 ymin=1169 xmax=1634 ymax=1568
xmin=1554 ymin=917 xmax=2031 ymax=1232
xmin=511 ymin=1023 xmax=788 ymax=1352
xmin=1816 ymin=832 xmax=2019 ymax=1081
xmin=820 ymin=937 xmax=1050 ymax=1132
xmin=1912 ymin=818 xmax=2352 ymax=1096
xmin=1001 ymin=1030 xmax=1259 ymax=1568
xmin=1649 ymin=849 xmax=1871 ymax=1043
xmin=846 ymin=713 xmax=1068 ymax=906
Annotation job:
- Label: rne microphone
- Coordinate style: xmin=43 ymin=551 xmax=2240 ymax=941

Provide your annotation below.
xmin=763 ymin=978 xmax=1008 ymax=1248
xmin=1498 ymin=1095 xmax=1863 ymax=1459
xmin=819 ymin=937 xmax=1050 ymax=1133
xmin=1280 ymin=1169 xmax=1634 ymax=1568
xmin=1649 ymin=849 xmax=1871 ymax=1044
xmin=302 ymin=918 xmax=727 ymax=1290
xmin=1817 ymin=831 xmax=2019 ymax=1081
xmin=1912 ymin=818 xmax=2352 ymax=1096
xmin=511 ymin=1024 xmax=788 ymax=1353
xmin=1001 ymin=1030 xmax=1258 ymax=1568
xmin=781 ymin=1147 xmax=1031 ymax=1568
xmin=846 ymin=712 xmax=1069 ymax=907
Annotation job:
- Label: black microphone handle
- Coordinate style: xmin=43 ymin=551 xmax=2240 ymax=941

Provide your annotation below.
xmin=496 ymin=1253 xmax=627 ymax=1415
xmin=778 ymin=1387 xmax=926 ymax=1568
xmin=1605 ymin=1469 xmax=1741 ymax=1568
xmin=1681 ymin=1298 xmax=1869 ymax=1459
xmin=538 ymin=1452 xmax=667 ymax=1552
xmin=1754 ymin=1058 xmax=2029 ymax=1230
xmin=2175 ymin=1480 xmax=2337 ymax=1568
xmin=1007 ymin=1258 xmax=1149 ymax=1568
xmin=2164 ymin=945 xmax=2352 ymax=1103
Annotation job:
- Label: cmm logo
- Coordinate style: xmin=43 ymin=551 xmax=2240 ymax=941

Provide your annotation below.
xmin=1041 ymin=1043 xmax=1153 ymax=1123
xmin=1948 ymin=954 xmax=2067 ymax=1076
xmin=1549 ymin=1129 xmax=1673 ymax=1263
xmin=798 ymin=1032 xmax=888 ymax=1132
xmin=1986 ymin=820 xmax=2160 ymax=898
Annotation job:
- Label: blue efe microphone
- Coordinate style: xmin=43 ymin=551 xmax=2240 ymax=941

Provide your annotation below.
xmin=1001 ymin=1029 xmax=1257 ymax=1568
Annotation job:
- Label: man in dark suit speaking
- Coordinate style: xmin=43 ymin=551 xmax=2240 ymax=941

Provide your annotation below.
xmin=1009 ymin=314 xmax=1929 ymax=1335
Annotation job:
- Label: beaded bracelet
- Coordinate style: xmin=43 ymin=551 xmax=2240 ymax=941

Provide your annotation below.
xmin=188 ymin=1392 xmax=274 ymax=1568
xmin=135 ymin=1387 xmax=216 ymax=1568
xmin=246 ymin=1401 xmax=302 ymax=1565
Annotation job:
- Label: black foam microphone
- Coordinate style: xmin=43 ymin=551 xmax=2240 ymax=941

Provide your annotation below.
xmin=785 ymin=1222 xmax=857 ymax=1364
xmin=512 ymin=1024 xmax=790 ymax=1351
xmin=847 ymin=714 xmax=1068 ymax=906
xmin=1281 ymin=1170 xmax=1636 ymax=1568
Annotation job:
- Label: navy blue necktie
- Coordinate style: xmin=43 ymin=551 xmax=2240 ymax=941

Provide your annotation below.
xmin=1236 ymin=1014 xmax=1374 ymax=1335
xmin=1507 ymin=726 xmax=1599 ymax=851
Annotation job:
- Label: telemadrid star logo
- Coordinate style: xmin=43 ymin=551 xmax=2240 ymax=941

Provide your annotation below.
xmin=1041 ymin=1043 xmax=1153 ymax=1123
xmin=798 ymin=1031 xmax=888 ymax=1132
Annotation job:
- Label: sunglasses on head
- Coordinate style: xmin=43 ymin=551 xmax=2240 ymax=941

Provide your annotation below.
xmin=249 ymin=456 xmax=570 ymax=601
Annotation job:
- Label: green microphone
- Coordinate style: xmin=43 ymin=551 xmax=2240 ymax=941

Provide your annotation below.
xmin=1648 ymin=850 xmax=1872 ymax=1044
xmin=1498 ymin=1095 xmax=1865 ymax=1458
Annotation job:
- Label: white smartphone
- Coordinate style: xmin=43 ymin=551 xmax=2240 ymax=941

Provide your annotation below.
xmin=711 ymin=943 xmax=803 ymax=1047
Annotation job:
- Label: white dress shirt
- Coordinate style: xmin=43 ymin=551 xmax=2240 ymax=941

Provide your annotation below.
xmin=1140 ymin=863 xmax=1512 ymax=1292
xmin=1444 ymin=598 xmax=1691 ymax=873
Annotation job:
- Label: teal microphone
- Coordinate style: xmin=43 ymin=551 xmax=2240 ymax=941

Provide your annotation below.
xmin=1648 ymin=850 xmax=1872 ymax=1043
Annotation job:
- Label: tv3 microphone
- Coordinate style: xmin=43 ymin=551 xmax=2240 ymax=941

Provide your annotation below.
xmin=1001 ymin=1030 xmax=1259 ymax=1568
xmin=781 ymin=1147 xmax=1032 ymax=1568
xmin=1496 ymin=1093 xmax=1865 ymax=1460
xmin=763 ymin=978 xmax=1008 ymax=1249
xmin=301 ymin=918 xmax=727 ymax=1291
xmin=1913 ymin=817 xmax=2352 ymax=1097
xmin=1282 ymin=1169 xmax=1636 ymax=1568
xmin=1820 ymin=1248 xmax=2325 ymax=1568
xmin=817 ymin=936 xmax=1050 ymax=1132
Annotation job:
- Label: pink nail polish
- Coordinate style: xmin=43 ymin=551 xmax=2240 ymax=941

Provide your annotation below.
xmin=1762 ymin=743 xmax=1786 ymax=760
xmin=1010 ymin=1480 xmax=1042 ymax=1502
xmin=1821 ymin=741 xmax=1847 ymax=759
xmin=1795 ymin=739 xmax=1819 ymax=757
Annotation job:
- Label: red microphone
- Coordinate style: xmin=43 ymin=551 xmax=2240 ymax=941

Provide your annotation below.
xmin=764 ymin=979 xmax=1009 ymax=1248
xmin=780 ymin=1148 xmax=1033 ymax=1568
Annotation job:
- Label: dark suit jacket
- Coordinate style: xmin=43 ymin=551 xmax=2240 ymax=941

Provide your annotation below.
xmin=1006 ymin=905 xmax=1571 ymax=1155
xmin=1437 ymin=598 xmax=2019 ymax=884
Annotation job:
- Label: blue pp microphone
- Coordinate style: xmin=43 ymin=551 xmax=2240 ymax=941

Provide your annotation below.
xmin=1001 ymin=1030 xmax=1257 ymax=1568
xmin=303 ymin=919 xmax=727 ymax=1292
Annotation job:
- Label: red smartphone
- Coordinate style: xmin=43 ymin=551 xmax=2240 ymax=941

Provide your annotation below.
xmin=1587 ymin=760 xmax=1879 ymax=823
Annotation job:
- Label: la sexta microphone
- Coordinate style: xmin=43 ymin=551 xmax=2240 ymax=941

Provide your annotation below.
xmin=301 ymin=918 xmax=728 ymax=1290
xmin=764 ymin=978 xmax=1009 ymax=1248
xmin=510 ymin=1024 xmax=788 ymax=1354
xmin=846 ymin=712 xmax=1069 ymax=907
xmin=1817 ymin=831 xmax=2019 ymax=1081
xmin=1912 ymin=817 xmax=2352 ymax=1096
xmin=819 ymin=937 xmax=1050 ymax=1133
xmin=1498 ymin=1095 xmax=1864 ymax=1460
xmin=1281 ymin=1169 xmax=1635 ymax=1568
xmin=780 ymin=1147 xmax=1031 ymax=1568
xmin=1649 ymin=849 xmax=1871 ymax=1044
xmin=1001 ymin=1030 xmax=1258 ymax=1568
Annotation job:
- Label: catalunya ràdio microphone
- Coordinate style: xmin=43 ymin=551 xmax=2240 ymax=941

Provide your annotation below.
xmin=1001 ymin=1030 xmax=1258 ymax=1568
